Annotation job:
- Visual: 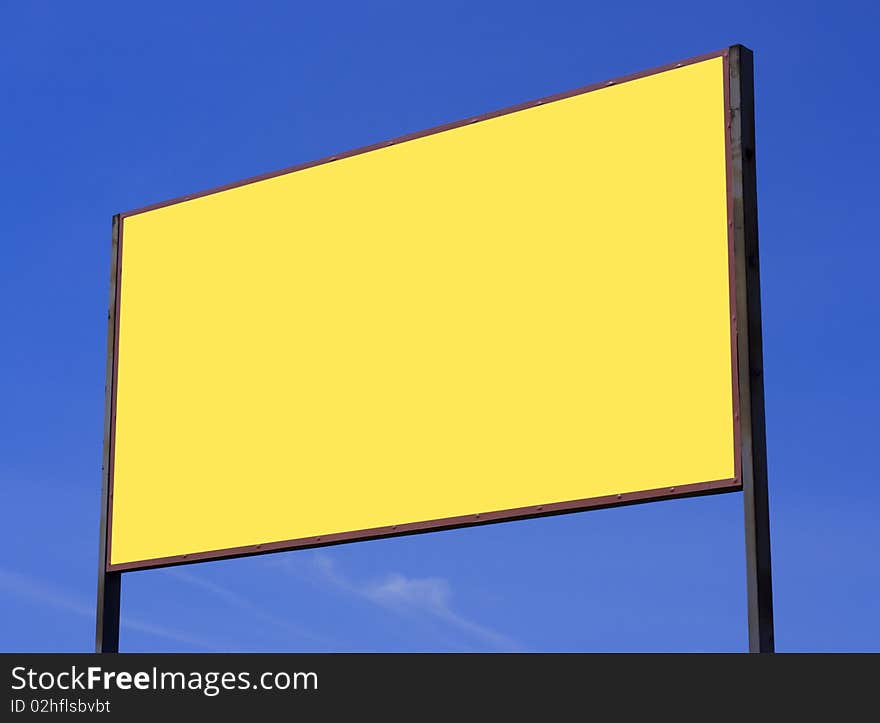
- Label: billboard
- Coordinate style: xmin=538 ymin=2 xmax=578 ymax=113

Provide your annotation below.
xmin=104 ymin=47 xmax=751 ymax=572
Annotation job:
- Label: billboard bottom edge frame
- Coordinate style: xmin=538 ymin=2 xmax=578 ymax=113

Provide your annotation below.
xmin=107 ymin=476 xmax=740 ymax=572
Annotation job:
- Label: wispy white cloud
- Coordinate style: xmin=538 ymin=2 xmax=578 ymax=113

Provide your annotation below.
xmin=272 ymin=554 xmax=520 ymax=651
xmin=363 ymin=572 xmax=452 ymax=613
xmin=118 ymin=617 xmax=218 ymax=651
xmin=362 ymin=572 xmax=518 ymax=651
xmin=0 ymin=567 xmax=216 ymax=651
xmin=0 ymin=568 xmax=94 ymax=618
xmin=162 ymin=568 xmax=333 ymax=648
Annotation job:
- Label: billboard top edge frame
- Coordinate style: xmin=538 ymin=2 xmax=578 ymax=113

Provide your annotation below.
xmin=117 ymin=45 xmax=746 ymax=221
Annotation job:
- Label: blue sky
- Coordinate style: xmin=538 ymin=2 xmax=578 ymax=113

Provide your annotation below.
xmin=1 ymin=1 xmax=878 ymax=653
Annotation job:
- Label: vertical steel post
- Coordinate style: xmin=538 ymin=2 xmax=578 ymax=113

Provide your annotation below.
xmin=729 ymin=45 xmax=775 ymax=653
xmin=96 ymin=572 xmax=120 ymax=653
xmin=96 ymin=214 xmax=122 ymax=653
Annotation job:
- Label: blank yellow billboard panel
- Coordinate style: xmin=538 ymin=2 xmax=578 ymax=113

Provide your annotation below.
xmin=110 ymin=55 xmax=736 ymax=568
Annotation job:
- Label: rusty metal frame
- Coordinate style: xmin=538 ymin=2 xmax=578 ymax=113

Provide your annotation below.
xmin=97 ymin=45 xmax=773 ymax=652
